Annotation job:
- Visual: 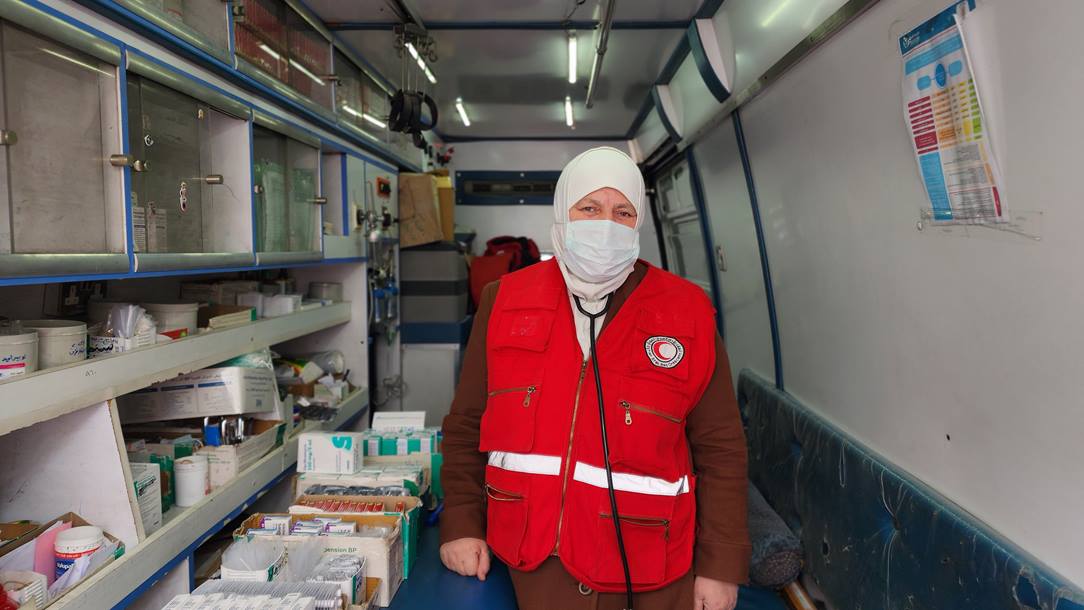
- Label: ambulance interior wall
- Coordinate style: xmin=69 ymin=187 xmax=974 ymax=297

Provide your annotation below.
xmin=448 ymin=140 xmax=663 ymax=266
xmin=693 ymin=0 xmax=1084 ymax=587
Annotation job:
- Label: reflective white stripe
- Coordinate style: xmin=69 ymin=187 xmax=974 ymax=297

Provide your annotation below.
xmin=488 ymin=451 xmax=562 ymax=476
xmin=572 ymin=462 xmax=690 ymax=496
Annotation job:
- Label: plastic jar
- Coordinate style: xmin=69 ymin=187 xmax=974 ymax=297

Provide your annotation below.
xmin=20 ymin=320 xmax=86 ymax=369
xmin=175 ymin=454 xmax=210 ymax=507
xmin=141 ymin=302 xmax=199 ymax=337
xmin=0 ymin=327 xmax=37 ymax=381
xmin=54 ymin=525 xmax=104 ymax=579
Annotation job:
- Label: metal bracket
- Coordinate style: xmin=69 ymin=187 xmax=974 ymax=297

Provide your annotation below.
xmin=204 ymin=174 xmax=224 ymax=185
xmin=311 ymin=196 xmax=328 ymax=205
xmin=715 ymin=244 xmax=727 ymax=272
xmin=0 ymin=130 xmax=17 ymax=146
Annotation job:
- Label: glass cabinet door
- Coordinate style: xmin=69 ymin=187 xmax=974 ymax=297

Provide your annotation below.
xmin=235 ymin=0 xmax=288 ymax=83
xmin=655 ymin=163 xmax=713 ymax=297
xmin=253 ymin=124 xmax=320 ymax=260
xmin=0 ymin=21 xmax=124 ymax=260
xmin=116 ymin=0 xmax=232 ymax=61
xmin=286 ymin=9 xmax=331 ymax=111
xmin=127 ymin=76 xmax=207 ymax=254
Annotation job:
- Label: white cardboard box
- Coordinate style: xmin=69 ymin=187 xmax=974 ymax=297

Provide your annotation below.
xmin=130 ymin=462 xmax=162 ymax=535
xmin=117 ymin=366 xmax=279 ymax=424
xmin=199 ymin=421 xmax=284 ymax=489
xmin=298 ymin=432 xmax=364 ymax=474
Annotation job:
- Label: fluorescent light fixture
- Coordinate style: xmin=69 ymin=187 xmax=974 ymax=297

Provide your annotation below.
xmin=341 ymin=104 xmax=361 ymax=117
xmin=567 ymin=32 xmax=578 ymax=84
xmin=424 ymin=65 xmax=437 ymax=84
xmin=289 ymin=59 xmax=326 ymax=86
xmin=258 ymin=43 xmax=280 ymax=61
xmin=761 ymin=0 xmax=793 ymax=27
xmin=416 ymin=57 xmax=426 ymax=71
xmin=406 ymin=42 xmax=419 ymax=60
xmin=565 ymin=95 xmax=574 ymax=128
xmin=362 ymin=113 xmax=386 ymax=128
xmin=455 ymin=97 xmax=471 ymax=127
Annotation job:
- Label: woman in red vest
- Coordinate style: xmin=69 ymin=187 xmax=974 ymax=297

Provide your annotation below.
xmin=440 ymin=146 xmax=750 ymax=610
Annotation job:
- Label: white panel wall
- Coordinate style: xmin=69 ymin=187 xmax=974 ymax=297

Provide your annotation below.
xmin=740 ymin=0 xmax=1084 ymax=585
xmin=692 ymin=116 xmax=774 ymax=386
xmin=448 ymin=141 xmax=662 ymax=267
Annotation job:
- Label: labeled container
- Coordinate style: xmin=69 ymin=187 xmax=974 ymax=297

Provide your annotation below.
xmin=309 ymin=282 xmax=343 ymax=302
xmin=0 ymin=327 xmax=38 ymax=381
xmin=142 ymin=302 xmax=199 ymax=336
xmin=21 ymin=320 xmax=87 ymax=369
xmin=175 ymin=454 xmax=210 ymax=507
xmin=54 ymin=525 xmax=104 ymax=579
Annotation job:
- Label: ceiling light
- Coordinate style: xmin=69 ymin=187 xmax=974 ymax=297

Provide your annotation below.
xmin=362 ymin=113 xmax=386 ymax=128
xmin=341 ymin=104 xmax=361 ymax=118
xmin=567 ymin=32 xmax=577 ymax=84
xmin=289 ymin=59 xmax=325 ymax=86
xmin=565 ymin=95 xmax=574 ymax=128
xmin=258 ymin=43 xmax=281 ymax=61
xmin=423 ymin=65 xmax=437 ymax=84
xmin=761 ymin=0 xmax=794 ymax=27
xmin=406 ymin=42 xmax=419 ymax=60
xmin=455 ymin=97 xmax=471 ymax=127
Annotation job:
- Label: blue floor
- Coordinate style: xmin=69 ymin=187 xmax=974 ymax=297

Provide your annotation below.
xmin=388 ymin=524 xmax=789 ymax=610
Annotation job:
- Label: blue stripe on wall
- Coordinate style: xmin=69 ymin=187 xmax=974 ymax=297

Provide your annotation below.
xmin=732 ymin=110 xmax=784 ymax=391
xmin=683 ymin=148 xmax=726 ymax=338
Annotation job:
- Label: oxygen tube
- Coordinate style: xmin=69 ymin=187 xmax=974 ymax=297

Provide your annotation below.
xmin=574 ymin=294 xmax=633 ymax=610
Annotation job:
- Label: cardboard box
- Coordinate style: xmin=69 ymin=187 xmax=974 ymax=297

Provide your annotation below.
xmin=0 ymin=521 xmax=38 ymax=550
xmin=198 ymin=305 xmax=256 ymax=330
xmin=358 ymin=577 xmax=381 ymax=610
xmin=294 ymin=463 xmax=428 ymax=499
xmin=117 ymin=366 xmax=279 ymax=424
xmin=234 ymin=513 xmax=402 ymax=607
xmin=298 ymin=431 xmax=364 ymax=474
xmin=291 ymin=495 xmax=423 ymax=578
xmin=130 ymin=462 xmax=162 ymax=535
xmin=0 ymin=513 xmax=125 ymax=607
xmin=199 ymin=420 xmax=285 ymax=489
xmin=438 ymin=186 xmax=454 ymax=242
xmin=398 ymin=173 xmax=443 ymax=248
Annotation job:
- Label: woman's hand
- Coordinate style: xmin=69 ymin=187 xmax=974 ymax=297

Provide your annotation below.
xmin=694 ymin=576 xmax=738 ymax=610
xmin=439 ymin=537 xmax=491 ymax=581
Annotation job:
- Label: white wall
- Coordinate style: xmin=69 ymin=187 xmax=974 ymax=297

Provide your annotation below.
xmin=737 ymin=0 xmax=1084 ymax=585
xmin=448 ymin=140 xmax=662 ymax=266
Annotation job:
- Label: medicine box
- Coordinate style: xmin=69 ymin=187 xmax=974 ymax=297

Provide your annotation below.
xmin=199 ymin=420 xmax=286 ymax=489
xmin=233 ymin=513 xmax=402 ymax=607
xmin=116 ymin=366 xmax=279 ymax=424
xmin=130 ymin=462 xmax=162 ymax=535
xmin=298 ymin=432 xmax=364 ymax=474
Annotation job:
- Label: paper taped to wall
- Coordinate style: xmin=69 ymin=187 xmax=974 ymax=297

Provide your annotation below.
xmin=900 ymin=1 xmax=1003 ymax=224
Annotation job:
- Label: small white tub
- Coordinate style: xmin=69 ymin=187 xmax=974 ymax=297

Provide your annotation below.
xmin=0 ymin=327 xmax=38 ymax=380
xmin=21 ymin=320 xmax=87 ymax=369
xmin=142 ymin=302 xmax=199 ymax=336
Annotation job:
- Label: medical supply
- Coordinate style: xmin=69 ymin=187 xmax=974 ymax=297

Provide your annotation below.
xmin=130 ymin=462 xmax=162 ymax=535
xmin=307 ymin=553 xmax=365 ymax=603
xmin=221 ymin=538 xmax=286 ymax=582
xmin=175 ymin=455 xmax=210 ymax=507
xmin=262 ymin=515 xmax=292 ymax=536
xmin=0 ymin=570 xmax=47 ymax=608
xmin=236 ymin=291 xmax=265 ymax=317
xmin=263 ymin=294 xmax=303 ymax=318
xmin=307 ymin=282 xmax=343 ymax=302
xmin=53 ymin=526 xmax=104 ymax=579
xmin=141 ymin=301 xmax=199 ymax=336
xmin=297 ymin=432 xmax=364 ymax=474
xmin=117 ymin=366 xmax=278 ymax=424
xmin=0 ymin=325 xmax=37 ymax=380
xmin=21 ymin=320 xmax=86 ymax=369
xmin=88 ymin=304 xmax=156 ymax=357
xmin=179 ymin=581 xmax=343 ymax=610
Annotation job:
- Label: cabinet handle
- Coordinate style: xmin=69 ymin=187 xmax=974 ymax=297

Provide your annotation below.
xmin=311 ymin=196 xmax=328 ymax=205
xmin=109 ymin=154 xmax=149 ymax=172
xmin=715 ymin=244 xmax=727 ymax=272
xmin=0 ymin=130 xmax=16 ymax=146
xmin=204 ymin=174 xmax=224 ymax=185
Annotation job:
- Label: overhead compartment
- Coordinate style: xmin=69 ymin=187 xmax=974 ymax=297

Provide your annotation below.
xmin=252 ymin=111 xmax=324 ymax=264
xmin=629 ymin=104 xmax=670 ymax=163
xmin=0 ymin=2 xmax=128 ymax=277
xmin=114 ymin=0 xmax=232 ymax=62
xmin=125 ymin=51 xmax=255 ymax=271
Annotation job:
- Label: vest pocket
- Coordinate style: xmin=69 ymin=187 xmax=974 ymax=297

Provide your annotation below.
xmin=484 ymin=466 xmax=530 ymax=568
xmin=592 ymin=511 xmax=670 ymax=586
xmin=479 ymin=384 xmax=542 ymax=453
xmin=608 ymin=378 xmax=688 ymax=479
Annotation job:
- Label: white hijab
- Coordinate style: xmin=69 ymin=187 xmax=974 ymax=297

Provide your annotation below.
xmin=550 ymin=146 xmax=646 ymax=356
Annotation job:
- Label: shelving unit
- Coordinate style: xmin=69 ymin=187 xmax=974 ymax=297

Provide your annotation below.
xmin=49 ymin=387 xmax=367 ymax=610
xmin=0 ymin=303 xmax=351 ymax=436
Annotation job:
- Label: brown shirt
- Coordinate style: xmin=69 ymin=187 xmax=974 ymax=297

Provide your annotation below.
xmin=440 ymin=261 xmax=752 ymax=585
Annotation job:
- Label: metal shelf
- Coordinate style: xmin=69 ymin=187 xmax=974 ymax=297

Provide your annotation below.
xmin=52 ymin=388 xmax=369 ymax=610
xmin=0 ymin=303 xmax=352 ymax=436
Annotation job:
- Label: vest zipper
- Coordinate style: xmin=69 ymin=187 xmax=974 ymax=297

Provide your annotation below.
xmin=619 ymin=400 xmax=681 ymax=425
xmin=488 ymin=385 xmax=538 ymax=408
xmin=599 ymin=512 xmax=671 ymax=541
xmin=553 ymin=359 xmax=588 ymax=555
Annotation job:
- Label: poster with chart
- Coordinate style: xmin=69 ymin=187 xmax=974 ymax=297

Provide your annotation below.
xmin=900 ymin=1 xmax=1003 ymax=223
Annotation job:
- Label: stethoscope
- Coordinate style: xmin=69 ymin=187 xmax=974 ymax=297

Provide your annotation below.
xmin=574 ymin=293 xmax=634 ymax=610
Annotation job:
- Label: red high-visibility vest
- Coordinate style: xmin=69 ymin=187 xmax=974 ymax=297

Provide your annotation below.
xmin=480 ymin=259 xmax=716 ymax=592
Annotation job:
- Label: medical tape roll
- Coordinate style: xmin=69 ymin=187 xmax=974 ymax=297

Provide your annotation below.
xmin=175 ymin=454 xmax=210 ymax=507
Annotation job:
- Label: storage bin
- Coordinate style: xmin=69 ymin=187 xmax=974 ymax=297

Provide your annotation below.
xmin=20 ymin=320 xmax=86 ymax=369
xmin=142 ymin=302 xmax=199 ymax=336
xmin=0 ymin=327 xmax=37 ymax=380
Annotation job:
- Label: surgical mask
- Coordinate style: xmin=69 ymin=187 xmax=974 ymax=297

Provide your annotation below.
xmin=562 ymin=220 xmax=640 ymax=283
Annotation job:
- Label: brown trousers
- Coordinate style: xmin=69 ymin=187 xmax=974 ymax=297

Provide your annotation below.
xmin=508 ymin=557 xmax=694 ymax=610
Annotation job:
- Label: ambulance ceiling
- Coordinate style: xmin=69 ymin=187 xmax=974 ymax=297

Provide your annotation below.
xmin=306 ymin=0 xmax=706 ymax=140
